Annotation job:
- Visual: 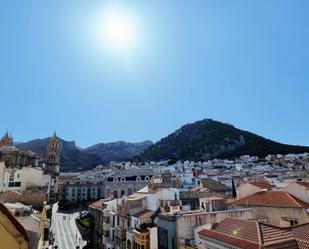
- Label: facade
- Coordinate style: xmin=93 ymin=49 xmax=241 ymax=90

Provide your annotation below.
xmin=59 ymin=175 xmax=105 ymax=201
xmin=105 ymin=169 xmax=154 ymax=198
xmin=199 ymin=218 xmax=309 ymax=249
xmin=89 ymin=199 xmax=105 ymax=249
xmin=0 ymin=202 xmax=29 ymax=249
xmin=232 ymin=189 xmax=309 ymax=227
xmin=45 ymin=132 xmax=60 ymax=177
xmin=102 ymin=199 xmax=118 ymax=249
xmin=157 ymin=208 xmax=253 ymax=249
xmin=0 ymin=132 xmax=38 ymax=168
xmin=0 ymin=162 xmax=50 ymax=193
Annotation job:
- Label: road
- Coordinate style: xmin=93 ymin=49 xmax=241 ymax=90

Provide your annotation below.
xmin=51 ymin=203 xmax=87 ymax=249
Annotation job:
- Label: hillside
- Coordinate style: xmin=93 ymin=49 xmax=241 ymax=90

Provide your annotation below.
xmin=84 ymin=141 xmax=152 ymax=163
xmin=16 ymin=138 xmax=152 ymax=171
xmin=17 ymin=138 xmax=100 ymax=171
xmin=135 ymin=119 xmax=309 ymax=162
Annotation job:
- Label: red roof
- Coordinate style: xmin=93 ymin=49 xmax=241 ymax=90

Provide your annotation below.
xmin=296 ymin=182 xmax=309 ymax=189
xmin=232 ymin=190 xmax=309 ymax=208
xmin=0 ymin=202 xmax=29 ymax=243
xmin=249 ymin=181 xmax=273 ymax=190
xmin=199 ymin=218 xmax=307 ymax=249
xmin=89 ymin=199 xmax=104 ymax=210
xmin=199 ymin=228 xmax=261 ymax=249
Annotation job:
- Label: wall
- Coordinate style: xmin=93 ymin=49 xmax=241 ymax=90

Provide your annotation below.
xmin=285 ymin=183 xmax=309 ymax=204
xmin=157 ymin=216 xmax=176 ymax=249
xmin=176 ymin=209 xmax=253 ymax=248
xmin=149 ymin=227 xmax=158 ymax=249
xmin=0 ymin=212 xmax=28 ymax=249
xmin=236 ymin=183 xmax=260 ymax=199
xmin=245 ymin=206 xmax=309 ymax=227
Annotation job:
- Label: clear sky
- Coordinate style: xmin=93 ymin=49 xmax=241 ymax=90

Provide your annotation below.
xmin=1 ymin=0 xmax=308 ymax=148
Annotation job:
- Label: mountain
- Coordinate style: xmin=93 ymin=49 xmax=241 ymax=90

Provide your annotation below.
xmin=16 ymin=138 xmax=153 ymax=171
xmin=84 ymin=141 xmax=153 ymax=163
xmin=17 ymin=138 xmax=100 ymax=171
xmin=135 ymin=119 xmax=309 ymax=162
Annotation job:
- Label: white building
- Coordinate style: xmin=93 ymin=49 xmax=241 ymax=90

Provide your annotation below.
xmin=0 ymin=161 xmax=50 ymax=193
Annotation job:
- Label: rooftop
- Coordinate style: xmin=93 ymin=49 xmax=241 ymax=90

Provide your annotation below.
xmin=199 ymin=218 xmax=309 ymax=249
xmin=296 ymin=181 xmax=309 ymax=189
xmin=232 ymin=190 xmax=309 ymax=208
xmin=248 ymin=181 xmax=273 ymax=189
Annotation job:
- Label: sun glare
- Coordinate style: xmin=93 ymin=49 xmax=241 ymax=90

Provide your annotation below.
xmin=96 ymin=7 xmax=138 ymax=51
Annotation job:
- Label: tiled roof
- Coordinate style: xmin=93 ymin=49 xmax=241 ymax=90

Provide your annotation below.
xmin=296 ymin=182 xmax=309 ymax=189
xmin=201 ymin=178 xmax=231 ymax=192
xmin=292 ymin=223 xmax=309 ymax=242
xmin=249 ymin=181 xmax=273 ymax=190
xmin=0 ymin=191 xmax=46 ymax=209
xmin=297 ymin=240 xmax=309 ymax=249
xmin=213 ymin=218 xmax=259 ymax=243
xmin=199 ymin=229 xmax=260 ymax=249
xmin=89 ymin=199 xmax=104 ymax=210
xmin=199 ymin=218 xmax=309 ymax=249
xmin=232 ymin=190 xmax=309 ymax=208
xmin=132 ymin=209 xmax=156 ymax=219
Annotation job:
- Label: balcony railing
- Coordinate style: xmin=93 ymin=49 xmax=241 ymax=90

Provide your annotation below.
xmin=133 ymin=229 xmax=149 ymax=245
xmin=103 ymin=222 xmax=110 ymax=231
xmin=115 ymin=226 xmax=126 ymax=240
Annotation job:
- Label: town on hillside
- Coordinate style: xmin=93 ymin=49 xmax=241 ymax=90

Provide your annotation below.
xmin=0 ymin=131 xmax=309 ymax=249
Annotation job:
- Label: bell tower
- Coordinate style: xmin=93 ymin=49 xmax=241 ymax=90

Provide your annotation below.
xmin=46 ymin=131 xmax=60 ymax=176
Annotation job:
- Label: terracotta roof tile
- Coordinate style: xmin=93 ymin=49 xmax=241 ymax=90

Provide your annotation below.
xmin=89 ymin=199 xmax=104 ymax=210
xmin=199 ymin=218 xmax=309 ymax=249
xmin=232 ymin=190 xmax=309 ymax=208
xmin=292 ymin=223 xmax=309 ymax=242
xmin=198 ymin=229 xmax=261 ymax=249
xmin=213 ymin=217 xmax=259 ymax=243
xmin=297 ymin=240 xmax=309 ymax=249
xmin=249 ymin=181 xmax=273 ymax=190
xmin=296 ymin=182 xmax=309 ymax=189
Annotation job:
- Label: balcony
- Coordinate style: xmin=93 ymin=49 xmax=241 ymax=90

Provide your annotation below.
xmin=115 ymin=226 xmax=126 ymax=240
xmin=103 ymin=222 xmax=110 ymax=231
xmin=133 ymin=229 xmax=149 ymax=246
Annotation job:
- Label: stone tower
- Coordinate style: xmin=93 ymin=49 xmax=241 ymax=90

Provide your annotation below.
xmin=46 ymin=132 xmax=60 ymax=176
xmin=0 ymin=131 xmax=13 ymax=148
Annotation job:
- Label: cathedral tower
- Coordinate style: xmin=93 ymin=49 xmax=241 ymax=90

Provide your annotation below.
xmin=46 ymin=132 xmax=60 ymax=176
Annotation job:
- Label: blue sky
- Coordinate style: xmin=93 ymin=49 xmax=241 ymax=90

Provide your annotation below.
xmin=0 ymin=0 xmax=308 ymax=148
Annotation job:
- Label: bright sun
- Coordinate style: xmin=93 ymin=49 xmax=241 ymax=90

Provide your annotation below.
xmin=97 ymin=8 xmax=138 ymax=51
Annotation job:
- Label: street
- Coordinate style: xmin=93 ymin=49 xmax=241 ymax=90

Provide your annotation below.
xmin=51 ymin=202 xmax=87 ymax=249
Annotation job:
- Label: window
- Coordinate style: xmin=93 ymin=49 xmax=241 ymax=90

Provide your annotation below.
xmin=9 ymin=172 xmax=14 ymax=181
xmin=14 ymin=182 xmax=21 ymax=187
xmin=281 ymin=217 xmax=299 ymax=227
xmin=257 ymin=217 xmax=268 ymax=224
xmin=290 ymin=219 xmax=299 ymax=226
